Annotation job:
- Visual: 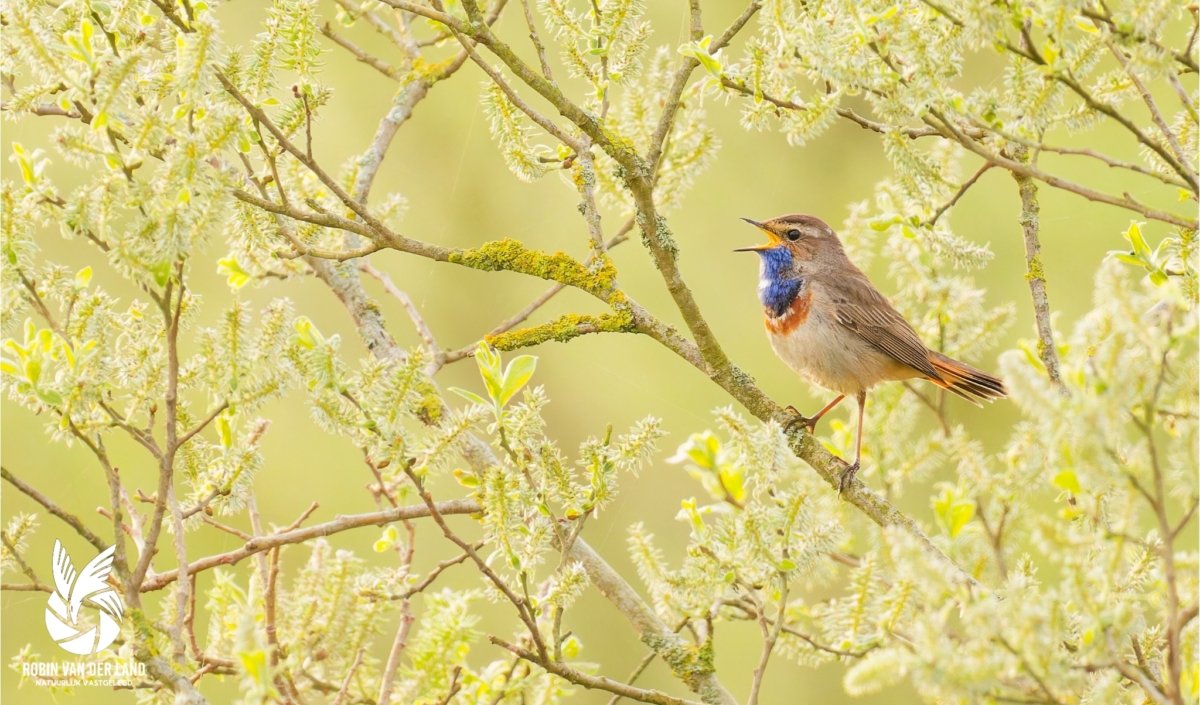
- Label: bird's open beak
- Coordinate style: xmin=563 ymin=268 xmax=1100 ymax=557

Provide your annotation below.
xmin=734 ymin=217 xmax=780 ymax=252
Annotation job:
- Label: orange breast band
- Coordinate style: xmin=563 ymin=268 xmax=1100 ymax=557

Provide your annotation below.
xmin=764 ymin=290 xmax=811 ymax=335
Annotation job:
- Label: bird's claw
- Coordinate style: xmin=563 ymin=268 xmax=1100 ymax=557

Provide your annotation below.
xmin=837 ymin=461 xmax=860 ymax=497
xmin=782 ymin=405 xmax=815 ymax=434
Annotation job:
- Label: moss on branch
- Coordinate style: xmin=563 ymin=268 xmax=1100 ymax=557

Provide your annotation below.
xmin=486 ymin=309 xmax=635 ymax=350
xmin=650 ymin=636 xmax=721 ymax=703
xmin=449 ymin=238 xmax=620 ymax=300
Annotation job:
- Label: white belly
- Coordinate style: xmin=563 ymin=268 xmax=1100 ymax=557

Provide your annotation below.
xmin=767 ymin=307 xmax=902 ymax=395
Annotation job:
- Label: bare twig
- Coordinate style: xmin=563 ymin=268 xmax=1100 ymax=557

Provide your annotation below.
xmin=166 ymin=480 xmax=191 ymax=661
xmin=1 ymin=466 xmax=108 ymax=552
xmin=141 ymin=499 xmax=479 ymax=591
xmin=1103 ymin=40 xmax=1196 ymax=185
xmin=332 ymin=648 xmax=366 ymax=705
xmin=2 ymin=581 xmax=52 ymax=592
xmin=1 ymin=531 xmax=43 ymax=587
xmin=518 ymin=0 xmax=554 ymax=81
xmin=359 ymin=261 xmax=443 ymax=368
xmin=321 ymin=22 xmax=401 ymax=79
xmin=926 ymin=110 xmax=1195 ymax=230
xmin=490 ymin=635 xmax=705 ymax=705
xmin=924 ymin=163 xmax=992 ymax=227
xmin=400 ymin=465 xmax=549 ymax=661
xmin=747 ymin=577 xmax=788 ymax=705
xmin=378 ymin=518 xmax=418 ymax=705
xmin=391 ymin=548 xmax=475 ymax=600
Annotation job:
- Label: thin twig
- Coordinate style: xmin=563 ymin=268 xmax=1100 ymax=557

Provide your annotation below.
xmin=332 ymin=648 xmax=366 ymax=705
xmin=141 ymin=499 xmax=480 ymax=591
xmin=924 ymin=163 xmax=992 ymax=227
xmin=490 ymin=635 xmax=705 ymax=705
xmin=358 ymin=261 xmax=442 ymax=368
xmin=321 ymin=22 xmax=401 ymax=79
xmin=1 ymin=466 xmax=109 ymax=552
xmin=518 ymin=0 xmax=554 ymax=81
xmin=747 ymin=576 xmax=788 ymax=705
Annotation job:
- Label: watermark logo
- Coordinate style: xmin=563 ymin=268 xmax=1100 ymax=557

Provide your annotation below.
xmin=44 ymin=540 xmax=123 ymax=655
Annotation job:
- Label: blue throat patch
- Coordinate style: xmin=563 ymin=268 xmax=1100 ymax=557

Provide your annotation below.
xmin=757 ymin=246 xmax=804 ymax=318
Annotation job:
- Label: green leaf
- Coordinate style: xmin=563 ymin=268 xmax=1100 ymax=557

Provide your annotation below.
xmin=36 ymin=389 xmax=63 ymax=406
xmin=717 ymin=465 xmax=746 ymax=503
xmin=238 ymin=649 xmax=269 ymax=682
xmin=449 ymin=386 xmax=489 ymax=407
xmin=218 ymin=256 xmax=251 ymax=289
xmin=293 ymin=318 xmax=317 ymax=349
xmin=24 ymin=358 xmax=40 ymax=386
xmin=498 ymin=354 xmax=537 ymax=407
xmin=1124 ymin=222 xmax=1149 ymax=257
xmin=677 ymin=36 xmax=722 ymax=78
xmin=932 ymin=486 xmax=975 ymax=538
xmin=474 ymin=342 xmax=504 ymax=405
xmin=1052 ymin=469 xmax=1081 ymax=494
xmin=1109 ymin=252 xmax=1144 ymax=266
xmin=561 ymin=635 xmax=582 ymax=659
xmin=452 ymin=469 xmax=480 ymax=488
xmin=865 ymin=6 xmax=899 ymax=25
xmin=150 ymin=261 xmax=171 ymax=287
xmin=217 ymin=413 xmax=233 ymax=449
xmin=11 ymin=143 xmax=34 ymax=185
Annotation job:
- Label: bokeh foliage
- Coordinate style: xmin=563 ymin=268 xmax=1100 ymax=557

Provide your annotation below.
xmin=1 ymin=0 xmax=1196 ymax=704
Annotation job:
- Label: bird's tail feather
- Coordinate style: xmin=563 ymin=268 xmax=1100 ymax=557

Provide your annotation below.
xmin=927 ymin=351 xmax=1007 ymax=406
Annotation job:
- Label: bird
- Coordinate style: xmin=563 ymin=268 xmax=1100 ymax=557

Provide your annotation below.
xmin=737 ymin=213 xmax=1006 ymax=494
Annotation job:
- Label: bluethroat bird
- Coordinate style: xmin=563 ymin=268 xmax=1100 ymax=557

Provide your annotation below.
xmin=738 ymin=214 xmax=1007 ymax=494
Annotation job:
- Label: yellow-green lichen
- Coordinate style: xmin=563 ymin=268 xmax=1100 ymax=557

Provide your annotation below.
xmin=485 ymin=309 xmax=635 ymax=351
xmin=128 ymin=608 xmax=157 ymax=645
xmin=1025 ymin=253 xmax=1045 ymax=282
xmin=415 ymin=383 xmax=444 ymax=424
xmin=449 ymin=238 xmax=619 ymax=299
xmin=645 ymin=634 xmax=718 ymax=697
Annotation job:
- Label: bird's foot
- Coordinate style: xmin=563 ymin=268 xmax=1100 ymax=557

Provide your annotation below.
xmin=837 ymin=460 xmax=860 ymax=497
xmin=782 ymin=405 xmax=815 ymax=434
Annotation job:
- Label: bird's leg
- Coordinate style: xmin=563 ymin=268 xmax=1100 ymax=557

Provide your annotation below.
xmin=806 ymin=394 xmax=846 ymax=433
xmin=838 ymin=391 xmax=867 ymax=496
xmin=783 ymin=394 xmax=845 ymax=435
xmin=782 ymin=405 xmax=809 ymax=432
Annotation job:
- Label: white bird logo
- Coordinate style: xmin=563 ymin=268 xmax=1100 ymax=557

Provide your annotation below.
xmin=44 ymin=540 xmax=123 ymax=655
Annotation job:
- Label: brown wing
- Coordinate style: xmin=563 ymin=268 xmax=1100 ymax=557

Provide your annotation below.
xmin=827 ymin=274 xmax=941 ymax=380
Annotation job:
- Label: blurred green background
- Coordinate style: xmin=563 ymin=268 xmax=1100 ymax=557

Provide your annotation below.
xmin=2 ymin=1 xmax=1192 ymax=703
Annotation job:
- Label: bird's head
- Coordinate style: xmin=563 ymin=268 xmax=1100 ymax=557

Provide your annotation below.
xmin=736 ymin=214 xmax=845 ymax=314
xmin=735 ymin=214 xmax=843 ymax=260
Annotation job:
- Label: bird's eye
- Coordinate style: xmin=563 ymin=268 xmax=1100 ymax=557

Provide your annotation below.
xmin=786 ymin=228 xmax=802 ymax=241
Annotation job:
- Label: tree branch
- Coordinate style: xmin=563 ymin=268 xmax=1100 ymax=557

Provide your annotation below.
xmin=140 ymin=499 xmax=479 ymax=591
xmin=490 ymin=635 xmax=707 ymax=705
xmin=1 ymin=465 xmax=109 ymax=553
xmin=1011 ymin=148 xmax=1067 ymax=393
